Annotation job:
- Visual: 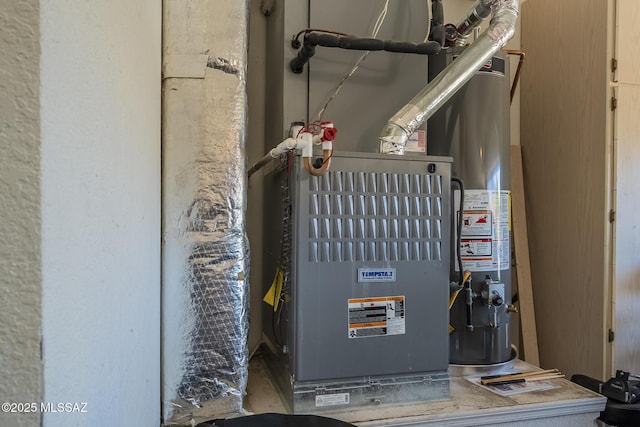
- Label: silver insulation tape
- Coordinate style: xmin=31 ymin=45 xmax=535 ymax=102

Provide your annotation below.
xmin=379 ymin=0 xmax=519 ymax=154
xmin=162 ymin=0 xmax=249 ymax=424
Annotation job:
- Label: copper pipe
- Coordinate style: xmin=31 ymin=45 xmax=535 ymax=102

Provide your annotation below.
xmin=303 ymin=150 xmax=332 ymax=176
xmin=505 ymin=49 xmax=525 ymax=103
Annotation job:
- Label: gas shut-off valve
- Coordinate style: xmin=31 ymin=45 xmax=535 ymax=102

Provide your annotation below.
xmin=482 ymin=277 xmax=505 ymax=328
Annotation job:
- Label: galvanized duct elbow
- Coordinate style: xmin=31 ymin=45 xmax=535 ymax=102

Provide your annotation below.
xmin=379 ymin=0 xmax=519 ymax=154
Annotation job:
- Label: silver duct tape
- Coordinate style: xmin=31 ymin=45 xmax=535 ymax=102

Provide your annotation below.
xmin=162 ymin=0 xmax=249 ymax=425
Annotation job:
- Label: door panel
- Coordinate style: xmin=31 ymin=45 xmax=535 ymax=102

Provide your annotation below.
xmin=613 ymin=85 xmax=640 ymax=373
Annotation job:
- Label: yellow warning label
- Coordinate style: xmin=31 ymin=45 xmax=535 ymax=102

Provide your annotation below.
xmin=263 ymin=266 xmax=284 ymax=311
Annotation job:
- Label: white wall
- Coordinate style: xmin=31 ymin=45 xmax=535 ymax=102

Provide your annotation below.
xmin=40 ymin=0 xmax=161 ymax=425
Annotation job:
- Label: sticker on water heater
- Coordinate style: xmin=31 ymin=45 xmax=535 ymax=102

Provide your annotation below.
xmin=358 ymin=268 xmax=396 ymax=283
xmin=461 ymin=210 xmax=493 ymax=236
xmin=460 ymin=239 xmax=492 ymax=257
xmin=348 ymin=296 xmax=405 ymax=339
xmin=454 ymin=190 xmax=511 ymax=272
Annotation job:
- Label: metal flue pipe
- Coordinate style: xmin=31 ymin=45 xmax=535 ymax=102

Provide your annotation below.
xmin=454 ymin=0 xmax=494 ymax=47
xmin=379 ymin=0 xmax=519 ymax=155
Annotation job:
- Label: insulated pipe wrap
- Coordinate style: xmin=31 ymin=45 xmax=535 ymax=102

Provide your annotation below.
xmin=162 ymin=0 xmax=249 ymax=424
xmin=290 ymin=33 xmax=441 ymax=73
xmin=379 ymin=0 xmax=518 ymax=154
xmin=339 ymin=37 xmax=385 ymax=50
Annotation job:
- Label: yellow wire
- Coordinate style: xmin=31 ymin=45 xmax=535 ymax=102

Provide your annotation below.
xmin=449 ymin=271 xmax=472 ymax=309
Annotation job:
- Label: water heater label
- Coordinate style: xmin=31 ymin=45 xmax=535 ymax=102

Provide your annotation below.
xmin=357 ymin=268 xmax=396 ymax=282
xmin=348 ymin=296 xmax=405 ymax=339
xmin=454 ymin=190 xmax=511 ymax=272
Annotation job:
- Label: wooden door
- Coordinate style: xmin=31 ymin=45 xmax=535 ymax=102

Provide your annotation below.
xmin=521 ymin=0 xmax=610 ymax=380
xmin=612 ymin=85 xmax=640 ymax=374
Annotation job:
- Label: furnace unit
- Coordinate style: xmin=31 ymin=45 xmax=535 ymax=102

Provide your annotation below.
xmin=262 ymin=151 xmax=451 ymax=412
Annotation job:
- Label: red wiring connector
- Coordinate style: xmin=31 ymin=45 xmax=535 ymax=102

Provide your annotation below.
xmin=320 ymin=126 xmax=337 ymax=142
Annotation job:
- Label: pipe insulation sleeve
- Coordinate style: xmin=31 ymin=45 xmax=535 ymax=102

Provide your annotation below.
xmin=162 ymin=0 xmax=250 ymax=423
xmin=290 ymin=33 xmax=441 ymax=74
xmin=429 ymin=0 xmax=446 ymax=46
xmin=379 ymin=0 xmax=519 ymax=154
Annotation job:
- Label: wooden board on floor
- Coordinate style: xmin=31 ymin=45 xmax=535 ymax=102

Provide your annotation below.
xmin=511 ymin=144 xmax=540 ymax=366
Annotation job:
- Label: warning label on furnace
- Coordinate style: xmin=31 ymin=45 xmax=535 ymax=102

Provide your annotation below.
xmin=348 ymin=296 xmax=405 ymax=339
xmin=455 ymin=190 xmax=510 ymax=272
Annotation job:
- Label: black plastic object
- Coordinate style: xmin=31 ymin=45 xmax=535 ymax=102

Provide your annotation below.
xmin=289 ymin=32 xmax=441 ymax=73
xmin=570 ymin=374 xmax=603 ymax=393
xmin=429 ymin=0 xmax=445 ymax=46
xmin=599 ymin=400 xmax=640 ymax=426
xmin=602 ymin=371 xmax=640 ymax=404
xmin=199 ymin=413 xmax=357 ymax=427
xmin=571 ymin=373 xmax=640 ymax=426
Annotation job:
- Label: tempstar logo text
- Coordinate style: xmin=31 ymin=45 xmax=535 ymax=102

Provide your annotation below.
xmin=357 ymin=268 xmax=396 ymax=282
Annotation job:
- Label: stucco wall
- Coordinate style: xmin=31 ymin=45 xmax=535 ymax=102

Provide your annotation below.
xmin=40 ymin=0 xmax=161 ymax=425
xmin=0 ymin=1 xmax=43 ymax=426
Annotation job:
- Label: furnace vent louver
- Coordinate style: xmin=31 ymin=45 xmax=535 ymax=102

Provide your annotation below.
xmin=307 ymin=170 xmax=444 ymax=263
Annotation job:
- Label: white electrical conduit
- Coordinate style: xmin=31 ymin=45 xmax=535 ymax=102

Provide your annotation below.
xmin=379 ymin=0 xmax=519 ymax=155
